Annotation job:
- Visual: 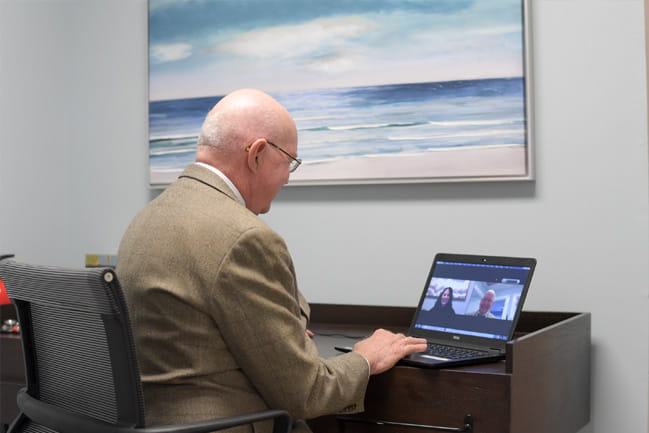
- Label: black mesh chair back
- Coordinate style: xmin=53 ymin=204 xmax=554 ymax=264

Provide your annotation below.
xmin=0 ymin=257 xmax=291 ymax=433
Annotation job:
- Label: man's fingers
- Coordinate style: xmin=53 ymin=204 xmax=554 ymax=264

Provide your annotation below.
xmin=352 ymin=330 xmax=429 ymax=375
xmin=399 ymin=336 xmax=427 ymax=355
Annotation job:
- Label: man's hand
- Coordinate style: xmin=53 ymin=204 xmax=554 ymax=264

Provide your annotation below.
xmin=352 ymin=329 xmax=427 ymax=375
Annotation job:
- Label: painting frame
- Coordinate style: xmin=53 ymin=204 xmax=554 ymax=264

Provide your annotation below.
xmin=148 ymin=0 xmax=534 ymax=188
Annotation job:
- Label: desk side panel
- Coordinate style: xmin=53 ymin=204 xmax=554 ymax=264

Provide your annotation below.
xmin=509 ymin=312 xmax=591 ymax=433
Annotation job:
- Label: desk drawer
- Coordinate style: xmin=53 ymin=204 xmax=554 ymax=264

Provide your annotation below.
xmin=310 ymin=364 xmax=512 ymax=433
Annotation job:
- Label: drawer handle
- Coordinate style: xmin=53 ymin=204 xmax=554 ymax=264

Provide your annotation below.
xmin=336 ymin=414 xmax=473 ymax=432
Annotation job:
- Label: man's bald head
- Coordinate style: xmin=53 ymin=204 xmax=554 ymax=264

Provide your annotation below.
xmin=194 ymin=89 xmax=299 ymax=215
xmin=196 ymin=89 xmax=296 ymax=162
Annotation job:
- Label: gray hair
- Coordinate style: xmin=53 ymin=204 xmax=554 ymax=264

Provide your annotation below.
xmin=197 ymin=111 xmax=236 ymax=158
xmin=197 ymin=97 xmax=279 ymax=158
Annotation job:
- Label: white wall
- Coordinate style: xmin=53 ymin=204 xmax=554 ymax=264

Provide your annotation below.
xmin=0 ymin=0 xmax=150 ymax=265
xmin=1 ymin=1 xmax=647 ymax=432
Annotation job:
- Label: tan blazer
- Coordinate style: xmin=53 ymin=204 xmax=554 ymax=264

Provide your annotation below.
xmin=117 ymin=164 xmax=369 ymax=433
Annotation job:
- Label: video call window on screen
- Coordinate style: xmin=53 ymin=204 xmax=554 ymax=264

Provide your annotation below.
xmin=413 ymin=261 xmax=532 ymax=340
xmin=424 ymin=278 xmax=523 ymax=320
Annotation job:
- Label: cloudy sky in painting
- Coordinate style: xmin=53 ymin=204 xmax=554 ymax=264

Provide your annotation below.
xmin=148 ymin=0 xmax=525 ymax=101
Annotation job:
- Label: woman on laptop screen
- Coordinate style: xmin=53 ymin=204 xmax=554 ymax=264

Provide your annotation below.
xmin=431 ymin=287 xmax=456 ymax=316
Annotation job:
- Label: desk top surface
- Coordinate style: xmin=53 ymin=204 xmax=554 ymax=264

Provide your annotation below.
xmin=310 ymin=322 xmax=508 ymax=374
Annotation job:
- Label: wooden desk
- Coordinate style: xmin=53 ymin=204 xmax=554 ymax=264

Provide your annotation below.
xmin=0 ymin=304 xmax=590 ymax=433
xmin=308 ymin=305 xmax=591 ymax=433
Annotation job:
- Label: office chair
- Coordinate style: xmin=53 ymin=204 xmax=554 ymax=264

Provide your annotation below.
xmin=0 ymin=257 xmax=292 ymax=433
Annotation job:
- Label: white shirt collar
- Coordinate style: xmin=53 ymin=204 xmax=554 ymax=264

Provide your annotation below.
xmin=194 ymin=162 xmax=246 ymax=206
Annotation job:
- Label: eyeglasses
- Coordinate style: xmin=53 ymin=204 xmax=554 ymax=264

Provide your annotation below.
xmin=245 ymin=139 xmax=302 ymax=173
xmin=265 ymin=139 xmax=302 ymax=173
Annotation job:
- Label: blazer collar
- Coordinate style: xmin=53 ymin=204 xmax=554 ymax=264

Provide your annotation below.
xmin=178 ymin=163 xmax=241 ymax=204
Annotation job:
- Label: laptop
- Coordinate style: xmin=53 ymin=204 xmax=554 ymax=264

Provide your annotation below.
xmin=337 ymin=253 xmax=536 ymax=368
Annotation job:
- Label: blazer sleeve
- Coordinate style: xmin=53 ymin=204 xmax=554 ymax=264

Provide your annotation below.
xmin=207 ymin=226 xmax=369 ymax=420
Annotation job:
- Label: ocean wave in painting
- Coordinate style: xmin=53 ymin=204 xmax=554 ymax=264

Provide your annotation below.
xmin=149 ymin=77 xmax=527 ymax=170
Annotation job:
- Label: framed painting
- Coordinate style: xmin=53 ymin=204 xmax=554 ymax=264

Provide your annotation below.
xmin=148 ymin=0 xmax=533 ymax=187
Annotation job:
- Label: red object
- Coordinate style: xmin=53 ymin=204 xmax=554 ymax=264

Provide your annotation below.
xmin=0 ymin=279 xmax=10 ymax=304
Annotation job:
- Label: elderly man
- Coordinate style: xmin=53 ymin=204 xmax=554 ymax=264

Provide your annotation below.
xmin=469 ymin=289 xmax=497 ymax=319
xmin=117 ymin=89 xmax=426 ymax=433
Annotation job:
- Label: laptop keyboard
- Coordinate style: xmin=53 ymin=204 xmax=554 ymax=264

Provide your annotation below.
xmin=425 ymin=343 xmax=486 ymax=360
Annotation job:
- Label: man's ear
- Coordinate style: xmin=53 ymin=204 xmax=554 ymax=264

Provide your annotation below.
xmin=245 ymin=138 xmax=267 ymax=172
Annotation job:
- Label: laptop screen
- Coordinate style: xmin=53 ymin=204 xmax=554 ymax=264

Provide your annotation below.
xmin=411 ymin=254 xmax=536 ymax=342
